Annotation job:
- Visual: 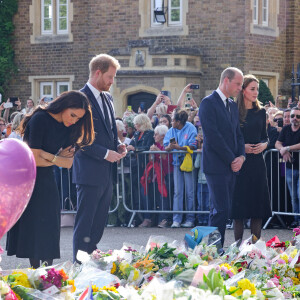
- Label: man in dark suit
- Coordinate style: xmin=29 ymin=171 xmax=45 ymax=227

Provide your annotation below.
xmin=72 ymin=54 xmax=126 ymax=262
xmin=199 ymin=67 xmax=245 ymax=247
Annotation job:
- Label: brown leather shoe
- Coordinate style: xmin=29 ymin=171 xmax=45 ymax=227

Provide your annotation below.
xmin=138 ymin=219 xmax=152 ymax=228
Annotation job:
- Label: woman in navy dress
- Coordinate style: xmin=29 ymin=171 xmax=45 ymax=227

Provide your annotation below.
xmin=231 ymin=75 xmax=271 ymax=242
xmin=6 ymin=91 xmax=94 ymax=268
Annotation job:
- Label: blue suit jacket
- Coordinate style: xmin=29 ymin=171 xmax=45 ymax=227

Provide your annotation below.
xmin=72 ymin=84 xmax=118 ymax=186
xmin=198 ymin=91 xmax=245 ymax=174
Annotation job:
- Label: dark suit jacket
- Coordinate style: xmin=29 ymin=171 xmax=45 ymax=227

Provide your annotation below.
xmin=72 ymin=84 xmax=118 ymax=186
xmin=199 ymin=90 xmax=245 ymax=174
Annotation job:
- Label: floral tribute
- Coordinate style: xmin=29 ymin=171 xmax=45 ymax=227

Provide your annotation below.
xmin=2 ymin=229 xmax=300 ymax=299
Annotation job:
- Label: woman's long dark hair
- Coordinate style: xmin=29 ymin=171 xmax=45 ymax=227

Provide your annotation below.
xmin=20 ymin=90 xmax=95 ymax=148
xmin=237 ymin=74 xmax=262 ymax=125
xmin=160 ymin=114 xmax=172 ymax=128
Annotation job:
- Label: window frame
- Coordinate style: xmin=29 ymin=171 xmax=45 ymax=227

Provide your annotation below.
xmin=57 ymin=0 xmax=68 ymax=34
xmin=41 ymin=0 xmax=53 ymax=35
xmin=262 ymin=0 xmax=269 ymax=27
xmin=57 ymin=81 xmax=70 ymax=96
xmin=253 ymin=0 xmax=258 ymax=25
xmin=40 ymin=82 xmax=54 ymax=99
xmin=168 ymin=0 xmax=182 ymax=26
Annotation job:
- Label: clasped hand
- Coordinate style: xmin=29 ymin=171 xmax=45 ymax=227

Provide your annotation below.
xmin=245 ymin=143 xmax=267 ymax=154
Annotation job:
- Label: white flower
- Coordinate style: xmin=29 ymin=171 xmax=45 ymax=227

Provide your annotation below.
xmin=256 ymin=290 xmax=266 ymax=300
xmin=0 ymin=280 xmax=10 ymax=295
xmin=242 ymin=289 xmax=252 ymax=299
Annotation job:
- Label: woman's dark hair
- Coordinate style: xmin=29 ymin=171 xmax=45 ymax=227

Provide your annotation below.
xmin=237 ymin=74 xmax=261 ymax=125
xmin=173 ymin=108 xmax=188 ymax=125
xmin=160 ymin=114 xmax=172 ymax=128
xmin=20 ymin=90 xmax=95 ymax=148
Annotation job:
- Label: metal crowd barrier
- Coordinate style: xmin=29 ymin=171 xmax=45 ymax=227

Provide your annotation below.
xmin=57 ymin=149 xmax=300 ymax=229
xmin=263 ymin=149 xmax=300 ymax=229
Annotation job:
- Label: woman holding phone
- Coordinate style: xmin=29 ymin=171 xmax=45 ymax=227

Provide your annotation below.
xmin=6 ymin=91 xmax=94 ymax=268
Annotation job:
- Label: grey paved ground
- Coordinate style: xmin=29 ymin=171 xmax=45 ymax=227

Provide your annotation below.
xmin=0 ymin=226 xmax=294 ymax=270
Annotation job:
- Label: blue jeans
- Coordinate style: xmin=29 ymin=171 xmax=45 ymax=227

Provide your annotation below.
xmin=286 ymin=168 xmax=300 ymax=222
xmin=173 ymin=166 xmax=195 ymax=223
xmin=197 ymin=183 xmax=209 ymax=224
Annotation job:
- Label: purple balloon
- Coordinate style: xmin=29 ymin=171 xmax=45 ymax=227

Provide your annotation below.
xmin=0 ymin=139 xmax=36 ymax=241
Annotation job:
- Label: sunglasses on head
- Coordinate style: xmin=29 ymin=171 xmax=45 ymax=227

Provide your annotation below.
xmin=290 ymin=114 xmax=300 ymax=119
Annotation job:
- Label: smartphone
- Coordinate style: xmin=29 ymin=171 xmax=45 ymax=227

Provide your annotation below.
xmin=161 ymin=91 xmax=171 ymax=98
xmin=9 ymin=97 xmax=18 ymax=106
xmin=186 ymin=93 xmax=192 ymax=101
xmin=170 ymin=137 xmax=176 ymax=144
xmin=44 ymin=97 xmax=53 ymax=102
xmin=3 ymin=102 xmax=13 ymax=109
xmin=190 ymin=84 xmax=200 ymax=89
xmin=198 ymin=126 xmax=203 ymax=138
xmin=127 ymin=105 xmax=132 ymax=111
xmin=277 ymin=118 xmax=283 ymax=128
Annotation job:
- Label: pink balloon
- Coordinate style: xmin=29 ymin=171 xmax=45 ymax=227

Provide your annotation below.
xmin=0 ymin=139 xmax=36 ymax=242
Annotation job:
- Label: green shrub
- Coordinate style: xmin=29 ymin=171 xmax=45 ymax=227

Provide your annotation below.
xmin=258 ymin=79 xmax=274 ymax=106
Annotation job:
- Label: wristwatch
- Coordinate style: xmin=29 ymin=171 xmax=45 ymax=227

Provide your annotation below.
xmin=286 ymin=146 xmax=291 ymax=152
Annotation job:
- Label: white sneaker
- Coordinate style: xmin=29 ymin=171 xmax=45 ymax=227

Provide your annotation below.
xmin=181 ymin=221 xmax=194 ymax=228
xmin=171 ymin=221 xmax=181 ymax=228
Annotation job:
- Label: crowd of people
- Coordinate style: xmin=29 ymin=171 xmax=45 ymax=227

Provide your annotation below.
xmin=1 ymin=58 xmax=300 ymax=265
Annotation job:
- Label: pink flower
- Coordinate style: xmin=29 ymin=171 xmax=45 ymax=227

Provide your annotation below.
xmin=270 ymin=277 xmax=280 ymax=287
xmin=277 ymin=258 xmax=286 ymax=264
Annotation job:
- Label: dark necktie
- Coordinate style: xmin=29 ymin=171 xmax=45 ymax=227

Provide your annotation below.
xmin=225 ymin=98 xmax=230 ymax=113
xmin=100 ymin=93 xmax=112 ymax=131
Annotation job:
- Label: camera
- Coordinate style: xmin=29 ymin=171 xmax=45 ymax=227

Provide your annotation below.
xmin=190 ymin=84 xmax=200 ymax=89
xmin=186 ymin=93 xmax=192 ymax=101
xmin=9 ymin=97 xmax=18 ymax=106
xmin=3 ymin=102 xmax=13 ymax=109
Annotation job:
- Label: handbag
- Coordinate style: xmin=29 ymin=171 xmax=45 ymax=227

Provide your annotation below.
xmin=180 ymin=146 xmax=194 ymax=172
xmin=61 ymin=197 xmax=76 ymax=227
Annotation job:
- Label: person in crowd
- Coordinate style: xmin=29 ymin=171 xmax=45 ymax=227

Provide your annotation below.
xmin=72 ymin=54 xmax=126 ymax=263
xmin=231 ymin=74 xmax=271 ymax=242
xmin=107 ymin=120 xmax=132 ymax=227
xmin=139 ymin=124 xmax=173 ymax=228
xmin=275 ymin=107 xmax=300 ymax=227
xmin=164 ymin=108 xmax=197 ymax=228
xmin=126 ymin=114 xmax=154 ymax=226
xmin=1 ymin=98 xmax=22 ymax=124
xmin=194 ymin=132 xmax=209 ymax=226
xmin=199 ymin=67 xmax=245 ymax=247
xmin=151 ymin=115 xmax=159 ymax=129
xmin=159 ymin=114 xmax=172 ymax=128
xmin=21 ymin=98 xmax=35 ymax=114
xmin=273 ymin=111 xmax=284 ymax=133
xmin=0 ymin=117 xmax=6 ymax=139
xmin=283 ymin=109 xmax=291 ymax=126
xmin=6 ymin=91 xmax=95 ymax=268
xmin=123 ymin=113 xmax=136 ymax=139
xmin=8 ymin=112 xmax=24 ymax=140
xmin=147 ymin=92 xmax=171 ymax=120
xmin=267 ymin=106 xmax=279 ymax=127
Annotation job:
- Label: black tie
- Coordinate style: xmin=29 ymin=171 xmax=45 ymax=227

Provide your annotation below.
xmin=100 ymin=93 xmax=111 ymax=131
xmin=225 ymin=98 xmax=230 ymax=112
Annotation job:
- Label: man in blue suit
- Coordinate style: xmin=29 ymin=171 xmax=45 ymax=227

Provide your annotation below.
xmin=72 ymin=54 xmax=126 ymax=262
xmin=199 ymin=67 xmax=245 ymax=247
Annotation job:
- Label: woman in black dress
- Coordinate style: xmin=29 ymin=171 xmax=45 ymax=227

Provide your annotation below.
xmin=6 ymin=91 xmax=94 ymax=268
xmin=231 ymin=74 xmax=271 ymax=241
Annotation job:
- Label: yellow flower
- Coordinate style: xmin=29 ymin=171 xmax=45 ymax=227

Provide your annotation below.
xmin=291 ymin=249 xmax=298 ymax=259
xmin=68 ymin=279 xmax=76 ymax=293
xmin=237 ymin=278 xmax=256 ymax=295
xmin=111 ymin=262 xmax=117 ymax=274
xmin=119 ymin=262 xmax=129 ymax=274
xmin=292 ymin=277 xmax=300 ymax=285
xmin=229 ymin=286 xmax=242 ymax=297
xmin=100 ymin=286 xmax=118 ymax=293
xmin=92 ymin=285 xmax=99 ymax=292
xmin=5 ymin=272 xmax=32 ymax=288
xmin=280 ymin=253 xmax=289 ymax=263
xmin=133 ymin=269 xmax=140 ymax=281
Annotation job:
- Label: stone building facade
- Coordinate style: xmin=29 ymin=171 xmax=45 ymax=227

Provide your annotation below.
xmin=6 ymin=0 xmax=300 ymax=116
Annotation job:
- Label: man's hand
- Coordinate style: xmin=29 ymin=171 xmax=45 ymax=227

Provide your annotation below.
xmin=280 ymin=146 xmax=288 ymax=156
xmin=105 ymin=150 xmax=124 ymax=163
xmin=282 ymin=152 xmax=292 ymax=163
xmin=231 ymin=156 xmax=244 ymax=172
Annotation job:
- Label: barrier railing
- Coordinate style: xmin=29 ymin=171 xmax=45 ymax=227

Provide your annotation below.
xmin=263 ymin=149 xmax=300 ymax=229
